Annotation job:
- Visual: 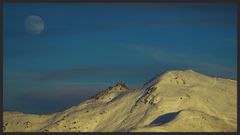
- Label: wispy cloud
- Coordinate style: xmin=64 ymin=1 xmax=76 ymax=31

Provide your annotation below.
xmin=4 ymin=86 xmax=104 ymax=113
xmin=64 ymin=17 xmax=233 ymax=34
xmin=33 ymin=66 xmax=152 ymax=82
xmin=5 ymin=71 xmax=41 ymax=78
xmin=6 ymin=16 xmax=234 ymax=39
xmin=118 ymin=17 xmax=234 ymax=28
xmin=120 ymin=44 xmax=236 ymax=79
xmin=3 ymin=66 xmax=153 ymax=88
xmin=120 ymin=43 xmax=197 ymax=64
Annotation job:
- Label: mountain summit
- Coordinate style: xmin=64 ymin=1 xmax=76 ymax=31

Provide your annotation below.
xmin=3 ymin=70 xmax=237 ymax=132
xmin=90 ymin=83 xmax=128 ymax=102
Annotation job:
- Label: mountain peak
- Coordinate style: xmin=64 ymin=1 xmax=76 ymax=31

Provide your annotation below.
xmin=141 ymin=69 xmax=204 ymax=91
xmin=111 ymin=83 xmax=128 ymax=90
xmin=92 ymin=83 xmax=128 ymax=101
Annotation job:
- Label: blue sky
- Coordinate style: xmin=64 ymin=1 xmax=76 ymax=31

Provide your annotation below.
xmin=3 ymin=3 xmax=237 ymax=114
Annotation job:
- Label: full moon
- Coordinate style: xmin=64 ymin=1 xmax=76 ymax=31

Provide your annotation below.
xmin=25 ymin=15 xmax=44 ymax=35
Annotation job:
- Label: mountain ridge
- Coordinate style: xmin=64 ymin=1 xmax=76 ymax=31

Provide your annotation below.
xmin=3 ymin=69 xmax=237 ymax=132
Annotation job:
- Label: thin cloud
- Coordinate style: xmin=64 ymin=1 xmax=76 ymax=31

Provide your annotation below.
xmin=121 ymin=44 xmax=236 ymax=79
xmin=5 ymin=71 xmax=41 ymax=78
xmin=53 ymin=17 xmax=235 ymax=37
xmin=35 ymin=66 xmax=151 ymax=81
xmin=4 ymin=68 xmax=149 ymax=87
xmin=6 ymin=17 xmax=234 ymax=39
xmin=4 ymin=86 xmax=104 ymax=114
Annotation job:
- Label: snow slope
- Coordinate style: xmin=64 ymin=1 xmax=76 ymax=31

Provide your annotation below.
xmin=3 ymin=70 xmax=237 ymax=132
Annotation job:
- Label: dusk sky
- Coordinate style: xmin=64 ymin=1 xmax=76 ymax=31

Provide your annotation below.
xmin=3 ymin=3 xmax=237 ymax=114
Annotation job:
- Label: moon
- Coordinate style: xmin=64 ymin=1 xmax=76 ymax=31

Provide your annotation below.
xmin=25 ymin=15 xmax=44 ymax=35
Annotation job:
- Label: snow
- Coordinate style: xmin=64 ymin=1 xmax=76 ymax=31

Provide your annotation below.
xmin=3 ymin=70 xmax=237 ymax=132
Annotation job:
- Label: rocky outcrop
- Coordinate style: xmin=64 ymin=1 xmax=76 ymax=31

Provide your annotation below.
xmin=92 ymin=83 xmax=128 ymax=101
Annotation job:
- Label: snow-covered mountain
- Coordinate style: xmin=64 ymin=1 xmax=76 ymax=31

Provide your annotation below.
xmin=3 ymin=70 xmax=237 ymax=132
